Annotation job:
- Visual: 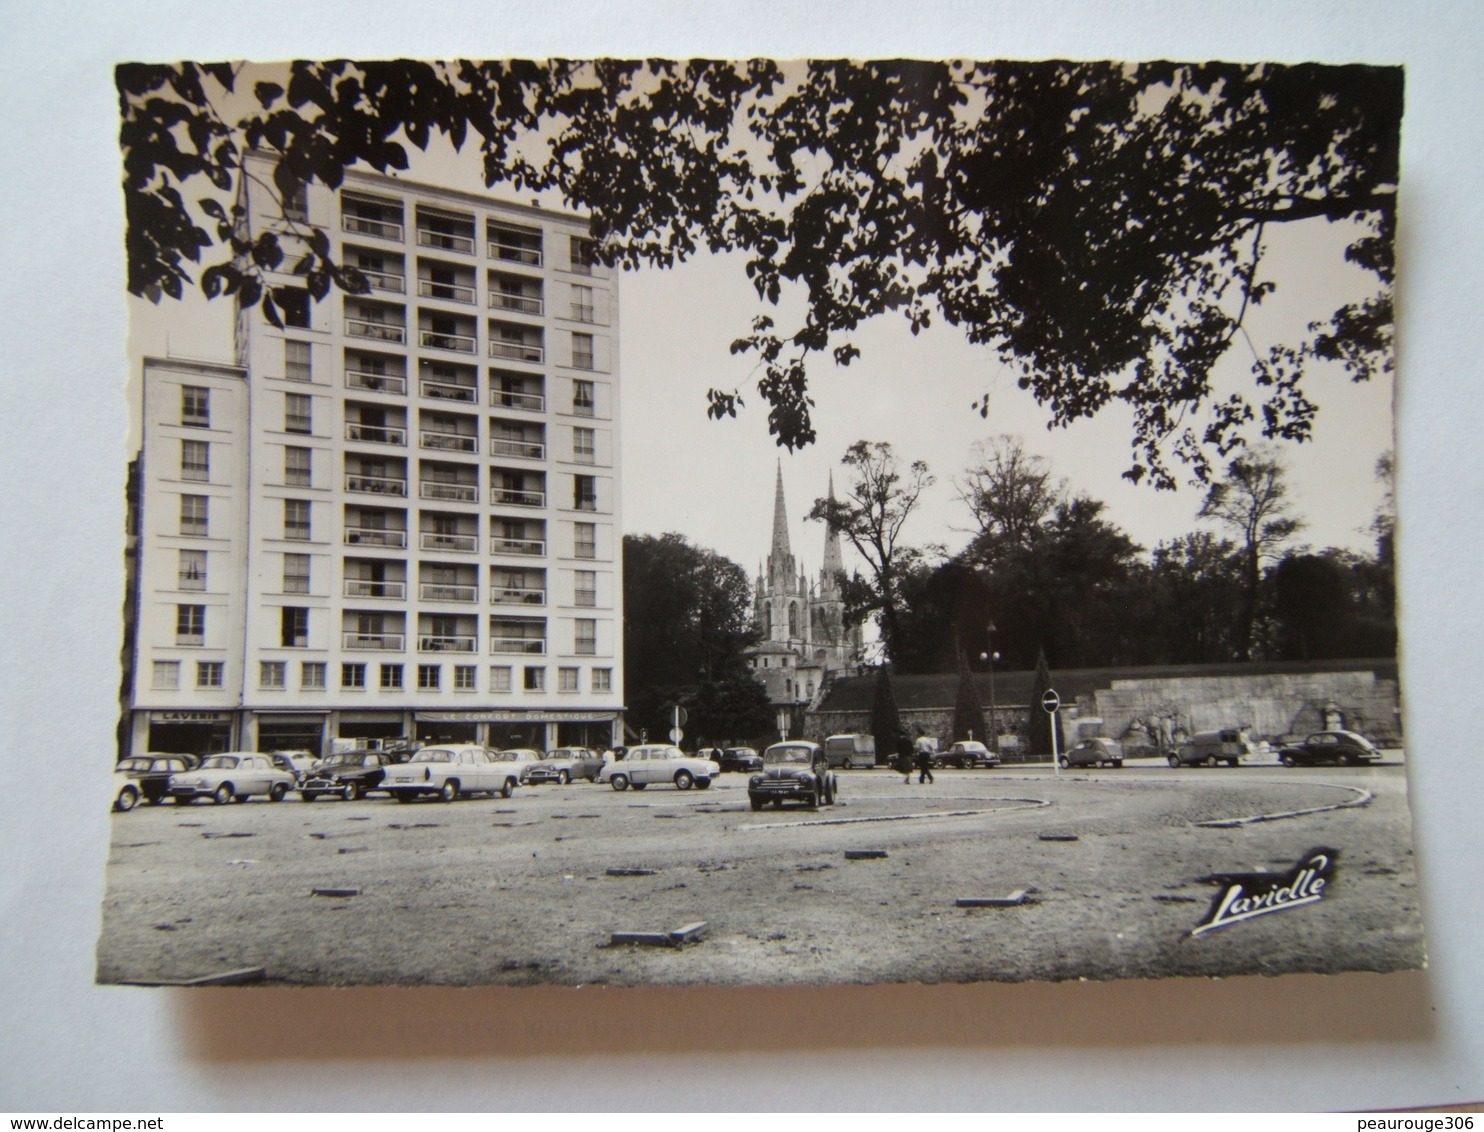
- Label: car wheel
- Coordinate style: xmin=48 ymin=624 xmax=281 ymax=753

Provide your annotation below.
xmin=213 ymin=784 xmax=234 ymax=805
xmin=498 ymin=778 xmax=514 ymax=798
xmin=675 ymin=770 xmax=694 ymax=791
xmin=749 ymin=796 xmax=764 ymax=811
xmin=439 ymin=780 xmax=460 ymax=802
xmin=1167 ymin=754 xmax=1182 ymax=768
xmin=695 ymin=778 xmax=711 ymax=790
xmin=1058 ymin=755 xmax=1070 ymax=768
xmin=1205 ymin=755 xmax=1219 ymax=768
xmin=342 ymin=782 xmax=361 ymax=802
xmin=557 ymin=770 xmax=571 ymax=785
xmin=1338 ymin=752 xmax=1355 ymax=767
xmin=115 ymin=787 xmax=138 ymax=813
xmin=611 ymin=774 xmax=629 ymax=792
xmin=268 ymin=783 xmax=287 ymax=802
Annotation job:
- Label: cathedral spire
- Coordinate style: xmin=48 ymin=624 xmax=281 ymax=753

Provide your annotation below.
xmin=766 ymin=460 xmax=795 ymax=585
xmin=819 ymin=468 xmax=844 ymax=597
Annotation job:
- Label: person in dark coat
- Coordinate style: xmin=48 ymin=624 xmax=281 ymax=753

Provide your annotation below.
xmin=895 ymin=733 xmax=915 ymax=783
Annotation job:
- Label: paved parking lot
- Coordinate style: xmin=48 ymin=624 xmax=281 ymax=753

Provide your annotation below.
xmin=96 ymin=762 xmax=1425 ymax=987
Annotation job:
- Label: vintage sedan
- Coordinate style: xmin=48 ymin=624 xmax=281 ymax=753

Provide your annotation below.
xmin=521 ymin=747 xmax=604 ymax=785
xmin=604 ymin=744 xmax=719 ymax=792
xmin=719 ymin=747 xmax=764 ymax=773
xmin=1277 ymin=730 xmax=1382 ymax=767
xmin=1060 ymin=737 xmax=1125 ymax=769
xmin=747 ymin=741 xmax=839 ymax=810
xmin=299 ymin=750 xmax=393 ymax=801
xmin=112 ymin=754 xmax=196 ymax=810
xmin=935 ymin=740 xmax=998 ymax=769
xmin=381 ymin=744 xmax=520 ymax=802
xmin=167 ymin=753 xmax=296 ymax=804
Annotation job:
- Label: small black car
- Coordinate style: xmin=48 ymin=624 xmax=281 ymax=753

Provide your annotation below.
xmin=300 ymin=749 xmax=393 ymax=800
xmin=719 ymin=746 xmax=763 ymax=773
xmin=747 ymin=741 xmax=839 ymax=810
xmin=1277 ymin=730 xmax=1382 ymax=767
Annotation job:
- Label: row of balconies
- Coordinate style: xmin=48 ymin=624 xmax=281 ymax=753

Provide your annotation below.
xmin=339 ymin=197 xmax=594 ymax=276
xmin=344 ymin=528 xmax=551 ymax=556
xmin=339 ymin=633 xmax=554 ymax=654
xmin=343 ymin=423 xmax=550 ymax=461
xmin=341 ymin=478 xmax=555 ymax=507
xmin=342 ymin=581 xmax=551 ymax=605
xmin=344 ymin=370 xmax=588 ymax=416
xmin=343 ymin=320 xmax=562 ymax=364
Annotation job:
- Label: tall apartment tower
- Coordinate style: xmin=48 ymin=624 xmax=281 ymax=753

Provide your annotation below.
xmin=124 ymin=157 xmax=624 ymax=756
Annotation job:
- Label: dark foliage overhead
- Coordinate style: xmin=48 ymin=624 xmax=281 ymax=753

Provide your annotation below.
xmin=118 ymin=58 xmax=1402 ymax=486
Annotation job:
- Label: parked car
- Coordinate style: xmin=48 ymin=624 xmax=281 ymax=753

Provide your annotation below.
xmin=381 ymin=745 xmax=521 ymax=802
xmin=603 ymin=744 xmax=719 ymax=792
xmin=112 ymin=754 xmax=197 ymax=809
xmin=748 ymin=741 xmax=839 ymax=810
xmin=299 ymin=749 xmax=393 ymax=801
xmin=719 ymin=746 xmax=763 ymax=773
xmin=168 ymin=752 xmax=296 ymax=804
xmin=935 ymin=740 xmax=998 ymax=769
xmin=267 ymin=749 xmax=318 ymax=781
xmin=1277 ymin=730 xmax=1382 ymax=767
xmin=1060 ymin=737 xmax=1125 ymax=769
xmin=522 ymin=747 xmax=604 ymax=785
xmin=1168 ymin=728 xmax=1251 ymax=768
xmin=824 ymin=733 xmax=876 ymax=769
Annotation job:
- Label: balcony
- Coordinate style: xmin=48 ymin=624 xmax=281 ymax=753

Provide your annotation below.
xmin=489 ymin=340 xmax=544 ymax=364
xmin=417 ymin=228 xmax=474 ymax=255
xmin=488 ymin=237 xmax=542 ymax=266
xmin=419 ymin=634 xmax=477 ymax=652
xmin=420 ymin=377 xmax=477 ymax=403
xmin=344 ymin=527 xmax=407 ymax=548
xmin=419 ymin=531 xmax=478 ymax=553
xmin=420 ymin=583 xmax=478 ymax=603
xmin=491 ymin=389 xmax=545 ymax=412
xmin=360 ymin=268 xmax=405 ymax=294
xmin=345 ymin=423 xmax=407 ymax=446
xmin=570 ymin=303 xmax=596 ymax=323
xmin=490 ymin=586 xmax=546 ymax=605
xmin=574 ymin=588 xmax=598 ymax=606
xmin=420 ymin=481 xmax=478 ymax=503
xmin=491 ymin=487 xmax=545 ymax=508
xmin=342 ymin=632 xmax=405 ymax=650
xmin=419 ymin=279 xmax=476 ymax=304
xmin=344 ymin=580 xmax=407 ymax=600
xmin=572 ymin=398 xmax=596 ymax=417
xmin=342 ymin=215 xmax=403 ymax=242
xmin=490 ymin=292 xmax=543 ymax=316
xmin=420 ymin=430 xmax=478 ymax=454
xmin=489 ymin=637 xmax=546 ymax=655
xmin=490 ymin=537 xmax=545 ymax=557
xmin=490 ymin=438 xmax=545 ymax=460
xmin=347 ymin=319 xmax=406 ymax=344
xmin=346 ymin=370 xmax=407 ymax=395
xmin=420 ymin=329 xmax=476 ymax=354
xmin=345 ymin=474 xmax=407 ymax=496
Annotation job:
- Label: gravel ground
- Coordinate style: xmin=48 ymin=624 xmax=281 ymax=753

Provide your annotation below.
xmin=95 ymin=763 xmax=1425 ymax=987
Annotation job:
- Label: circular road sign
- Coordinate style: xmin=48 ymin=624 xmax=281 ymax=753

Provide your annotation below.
xmin=1041 ymin=689 xmax=1061 ymax=713
xmin=669 ymin=727 xmax=684 ymax=743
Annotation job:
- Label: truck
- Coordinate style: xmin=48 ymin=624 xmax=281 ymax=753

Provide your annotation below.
xmin=823 ymin=733 xmax=877 ymax=769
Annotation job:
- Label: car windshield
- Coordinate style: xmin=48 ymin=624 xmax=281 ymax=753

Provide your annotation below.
xmin=491 ymin=751 xmax=528 ymax=762
xmin=727 ymin=749 xmax=754 ymax=756
xmin=765 ymin=746 xmax=813 ymax=765
xmin=116 ymin=758 xmax=153 ymax=772
xmin=323 ymin=754 xmax=360 ymax=768
xmin=410 ymin=749 xmax=457 ymax=763
xmin=545 ymin=750 xmax=573 ymax=759
xmin=200 ymin=756 xmax=239 ymax=769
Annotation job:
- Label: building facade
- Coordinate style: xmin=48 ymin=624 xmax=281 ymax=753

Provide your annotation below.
xmin=124 ymin=159 xmax=624 ymax=757
xmin=745 ymin=465 xmax=862 ymax=734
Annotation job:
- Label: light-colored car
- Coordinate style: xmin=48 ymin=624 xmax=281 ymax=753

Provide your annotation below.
xmin=267 ymin=749 xmax=318 ymax=781
xmin=167 ymin=752 xmax=296 ymax=804
xmin=112 ymin=754 xmax=197 ymax=810
xmin=1060 ymin=737 xmax=1124 ymax=769
xmin=1168 ymin=728 xmax=1251 ymax=768
xmin=603 ymin=744 xmax=719 ymax=792
xmin=521 ymin=747 xmax=604 ymax=785
xmin=381 ymin=744 xmax=520 ymax=802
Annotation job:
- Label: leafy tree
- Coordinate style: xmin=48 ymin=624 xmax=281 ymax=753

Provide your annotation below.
xmin=956 ymin=435 xmax=1064 ymax=560
xmin=118 ymin=59 xmax=1401 ymax=484
xmin=1026 ymin=647 xmax=1064 ymax=758
xmin=1147 ymin=533 xmax=1246 ymax=663
xmin=1198 ymin=445 xmax=1304 ymax=660
xmin=950 ymin=649 xmax=987 ymax=745
xmin=807 ymin=441 xmax=933 ymax=665
xmin=869 ymin=665 xmax=904 ymax=764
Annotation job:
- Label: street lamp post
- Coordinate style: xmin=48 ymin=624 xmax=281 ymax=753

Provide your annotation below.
xmin=980 ymin=620 xmax=999 ymax=757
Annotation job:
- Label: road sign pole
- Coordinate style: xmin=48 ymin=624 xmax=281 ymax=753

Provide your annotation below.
xmin=1041 ymin=689 xmax=1061 ymax=776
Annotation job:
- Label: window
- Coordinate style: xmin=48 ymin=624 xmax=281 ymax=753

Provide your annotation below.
xmin=285 ymin=340 xmax=312 ymax=382
xmin=454 ymin=665 xmax=476 ymax=691
xmin=180 ymin=439 xmax=209 ymax=482
xmin=574 ymin=570 xmax=597 ymax=607
xmin=341 ymin=663 xmax=367 ymax=689
xmin=558 ymin=666 xmax=579 ymax=693
xmin=575 ymin=619 xmax=597 ymax=656
xmin=151 ymin=660 xmax=180 ymax=690
xmin=196 ymin=661 xmax=224 ymax=688
xmin=176 ymin=604 xmax=205 ymax=645
xmin=281 ymin=606 xmax=308 ymax=648
xmin=571 ymin=284 xmax=595 ymax=322
xmin=380 ymin=663 xmax=404 ymax=690
xmin=490 ymin=665 xmax=513 ymax=692
xmin=285 ymin=392 xmax=312 ymax=434
xmin=282 ymin=553 xmax=310 ymax=594
xmin=283 ymin=182 xmax=308 ymax=222
xmin=592 ymin=667 xmax=613 ymax=693
xmin=573 ymin=475 xmax=597 ymax=511
xmin=523 ymin=665 xmax=545 ymax=691
xmin=284 ymin=446 xmax=312 ymax=486
xmin=572 ymin=379 xmax=595 ymax=416
xmin=260 ymin=661 xmax=286 ymax=688
xmin=572 ymin=427 xmax=596 ymax=464
xmin=571 ymin=332 xmax=595 ymax=370
xmin=301 ymin=661 xmax=327 ymax=689
xmin=574 ymin=522 xmax=597 ymax=559
xmin=176 ymin=548 xmax=207 ymax=591
xmin=284 ymin=499 xmax=311 ymax=540
xmin=417 ymin=664 xmax=441 ymax=690
xmin=181 ymin=385 xmax=210 ymax=428
xmin=180 ymin=494 xmax=208 ymax=537
xmin=273 ymin=286 xmax=311 ymax=329
xmin=569 ymin=235 xmax=596 ymax=275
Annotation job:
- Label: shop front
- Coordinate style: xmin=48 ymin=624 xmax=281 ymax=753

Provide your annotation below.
xmin=335 ymin=711 xmax=412 ymax=748
xmin=254 ymin=712 xmax=329 ymax=757
xmin=414 ymin=710 xmax=620 ymax=752
xmin=143 ymin=710 xmax=235 ymax=755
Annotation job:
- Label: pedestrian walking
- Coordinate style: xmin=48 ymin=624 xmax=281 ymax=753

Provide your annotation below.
xmin=896 ymin=733 xmax=915 ymax=783
xmin=914 ymin=747 xmax=935 ymax=784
